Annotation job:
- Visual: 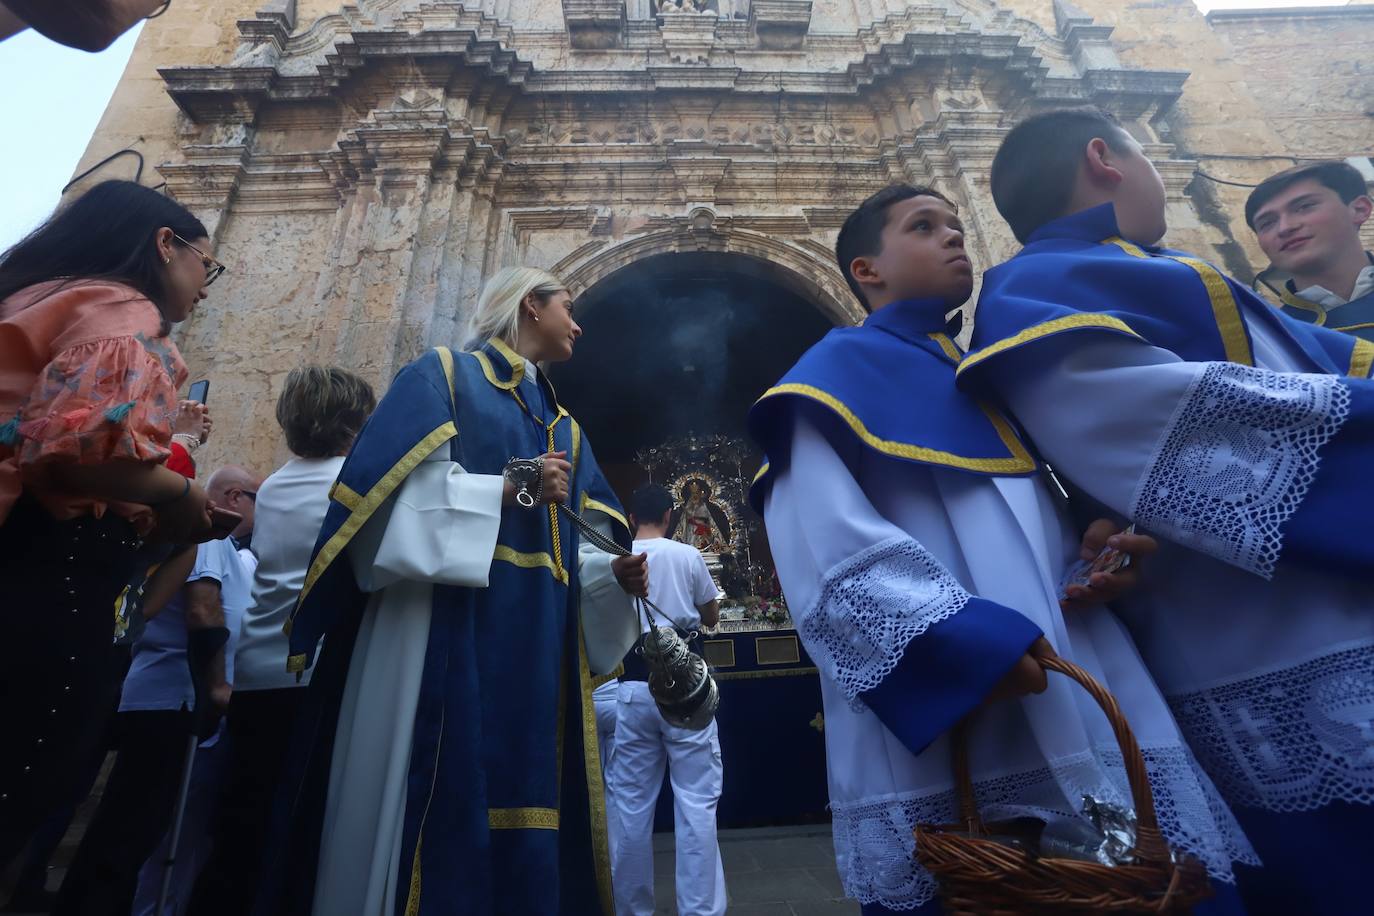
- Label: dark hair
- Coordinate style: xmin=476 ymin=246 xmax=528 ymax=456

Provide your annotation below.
xmin=1245 ymin=161 xmax=1370 ymax=229
xmin=629 ymin=484 xmax=674 ymax=528
xmin=835 ymin=184 xmax=955 ymax=307
xmin=0 ymin=180 xmax=208 ymax=312
xmin=276 ymin=366 xmax=377 ymax=458
xmin=991 ymin=108 xmax=1134 ymax=244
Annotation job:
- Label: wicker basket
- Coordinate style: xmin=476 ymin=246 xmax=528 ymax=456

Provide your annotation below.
xmin=914 ymin=656 xmax=1213 ymax=914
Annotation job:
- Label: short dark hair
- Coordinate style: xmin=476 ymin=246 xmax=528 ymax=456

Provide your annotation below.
xmin=991 ymin=108 xmax=1134 ymax=244
xmin=1245 ymin=161 xmax=1370 ymax=229
xmin=0 ymin=180 xmax=208 ymax=312
xmin=276 ymin=366 xmax=377 ymax=458
xmin=629 ymin=484 xmax=674 ymax=527
xmin=835 ymin=184 xmax=955 ymax=307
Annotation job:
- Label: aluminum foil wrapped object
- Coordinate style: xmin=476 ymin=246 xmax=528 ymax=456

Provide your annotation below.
xmin=1038 ymin=795 xmax=1140 ymax=866
xmin=640 ymin=625 xmax=719 ymax=731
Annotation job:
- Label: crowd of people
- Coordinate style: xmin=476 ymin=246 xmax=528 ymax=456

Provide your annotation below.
xmin=0 ymin=107 xmax=1370 ymax=916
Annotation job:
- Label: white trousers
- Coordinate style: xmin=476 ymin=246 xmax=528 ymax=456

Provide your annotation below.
xmin=607 ymin=681 xmax=725 ymax=916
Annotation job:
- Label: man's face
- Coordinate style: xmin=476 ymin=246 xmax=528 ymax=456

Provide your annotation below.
xmin=862 ymin=195 xmax=974 ymax=307
xmin=1252 ymin=178 xmax=1372 ymax=275
xmin=1108 ymin=134 xmax=1168 ymax=246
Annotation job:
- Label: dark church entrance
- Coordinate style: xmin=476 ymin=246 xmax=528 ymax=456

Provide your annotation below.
xmin=551 ymin=252 xmax=840 ymax=828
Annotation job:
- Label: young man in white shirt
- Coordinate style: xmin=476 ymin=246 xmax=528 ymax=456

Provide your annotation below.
xmin=607 ymin=484 xmax=724 ymax=916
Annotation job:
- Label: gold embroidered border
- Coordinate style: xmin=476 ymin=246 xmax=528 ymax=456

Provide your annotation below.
xmin=492 ymin=545 xmax=570 ymax=585
xmin=576 ymin=625 xmax=616 ymax=914
xmin=1348 ymin=338 xmax=1374 ymax=378
xmin=330 ymin=481 xmax=362 ymax=511
xmin=928 ymin=332 xmax=965 ymax=363
xmin=488 ymin=807 xmax=560 ymax=830
xmin=1279 ymin=286 xmax=1328 ymax=325
xmin=1104 ymin=237 xmax=1254 ymax=366
xmin=755 ymin=383 xmax=1036 ymax=474
xmin=714 ymin=666 xmax=820 ymax=681
xmin=404 ymin=705 xmax=445 ymax=916
xmin=582 ymin=497 xmax=629 ymax=534
xmin=472 ymin=343 xmax=524 ymax=390
xmin=288 ymin=420 xmax=457 ymax=633
xmin=589 ymin=664 xmax=624 ymax=690
xmin=956 ymin=313 xmax=1143 ymax=377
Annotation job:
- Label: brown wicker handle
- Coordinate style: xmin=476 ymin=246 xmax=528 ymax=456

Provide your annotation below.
xmin=952 ymin=654 xmax=1171 ymax=865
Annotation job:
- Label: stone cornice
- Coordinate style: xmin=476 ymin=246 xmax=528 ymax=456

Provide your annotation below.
xmin=161 ymin=4 xmax=1187 ymax=125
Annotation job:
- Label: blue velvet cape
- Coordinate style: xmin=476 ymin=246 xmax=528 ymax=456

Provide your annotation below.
xmin=958 ymin=204 xmax=1374 ymax=576
xmin=747 ymin=298 xmax=1043 ymax=757
xmin=265 ymin=339 xmax=630 ymax=916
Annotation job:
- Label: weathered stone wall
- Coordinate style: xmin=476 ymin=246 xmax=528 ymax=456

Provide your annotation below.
xmin=1207 ymin=6 xmax=1374 ymax=161
xmin=65 ymin=1 xmax=1374 ymax=474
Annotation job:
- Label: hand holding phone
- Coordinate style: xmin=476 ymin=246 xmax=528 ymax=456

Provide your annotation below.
xmin=188 ymin=379 xmax=210 ymax=404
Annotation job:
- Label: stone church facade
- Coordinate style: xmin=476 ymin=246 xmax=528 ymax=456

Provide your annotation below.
xmin=70 ymin=0 xmax=1374 ymax=471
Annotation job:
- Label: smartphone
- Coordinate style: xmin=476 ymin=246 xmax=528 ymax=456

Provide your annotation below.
xmin=208 ymin=505 xmax=242 ymax=539
xmin=188 ymin=379 xmax=210 ymax=404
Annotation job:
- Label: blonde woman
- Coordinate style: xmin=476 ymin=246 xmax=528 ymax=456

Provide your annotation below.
xmin=270 ymin=268 xmax=648 ymax=916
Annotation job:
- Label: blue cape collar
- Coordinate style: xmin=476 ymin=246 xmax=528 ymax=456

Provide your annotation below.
xmin=1028 ymin=203 xmax=1125 ymax=245
xmin=864 ymin=297 xmax=961 ymax=343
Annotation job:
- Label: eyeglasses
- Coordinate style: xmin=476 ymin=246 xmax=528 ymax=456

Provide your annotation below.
xmin=228 ymin=488 xmax=257 ymax=502
xmin=172 ymin=234 xmax=226 ymax=286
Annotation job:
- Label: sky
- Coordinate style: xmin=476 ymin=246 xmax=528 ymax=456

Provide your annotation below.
xmin=0 ymin=1 xmax=1349 ymax=253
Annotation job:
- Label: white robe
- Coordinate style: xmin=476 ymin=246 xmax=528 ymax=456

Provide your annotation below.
xmin=764 ymin=414 xmax=1254 ymax=911
xmin=999 ymin=320 xmax=1374 ymax=815
xmin=310 ymin=447 xmax=636 ymax=915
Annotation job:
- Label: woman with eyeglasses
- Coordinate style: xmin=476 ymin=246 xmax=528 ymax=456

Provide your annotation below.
xmin=0 ymin=179 xmax=226 ymax=868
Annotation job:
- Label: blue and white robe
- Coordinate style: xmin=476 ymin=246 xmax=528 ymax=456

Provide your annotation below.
xmin=959 ymin=203 xmax=1374 ymax=914
xmin=750 ymin=297 xmax=1253 ymax=913
xmin=264 ymin=340 xmax=637 ymax=916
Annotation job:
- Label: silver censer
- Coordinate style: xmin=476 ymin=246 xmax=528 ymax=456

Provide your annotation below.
xmin=640 ymin=625 xmax=719 ymax=731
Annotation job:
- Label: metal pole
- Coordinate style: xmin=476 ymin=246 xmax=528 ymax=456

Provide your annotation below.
xmin=155 ymin=729 xmax=200 ymax=915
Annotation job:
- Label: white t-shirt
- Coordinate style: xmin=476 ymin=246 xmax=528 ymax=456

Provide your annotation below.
xmin=120 ymin=536 xmax=252 ymax=713
xmin=632 ymin=536 xmax=719 ymax=634
xmin=234 ymin=456 xmax=344 ymax=690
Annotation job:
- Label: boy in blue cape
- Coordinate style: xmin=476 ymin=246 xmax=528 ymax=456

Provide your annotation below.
xmin=749 ymin=184 xmax=1252 ymax=914
xmin=958 ymin=107 xmax=1374 ymax=915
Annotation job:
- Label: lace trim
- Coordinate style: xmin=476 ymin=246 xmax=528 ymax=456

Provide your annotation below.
xmin=1131 ymin=362 xmax=1349 ymax=580
xmin=830 ymin=745 xmax=1257 ymax=911
xmin=801 ymin=536 xmax=971 ymax=703
xmin=1169 ymin=642 xmax=1374 ymax=813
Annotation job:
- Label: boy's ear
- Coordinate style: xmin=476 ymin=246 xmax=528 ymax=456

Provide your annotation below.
xmin=1350 ymin=195 xmax=1373 ymax=228
xmin=849 ymin=254 xmax=883 ymax=290
xmin=1083 ymin=137 xmax=1124 ymax=188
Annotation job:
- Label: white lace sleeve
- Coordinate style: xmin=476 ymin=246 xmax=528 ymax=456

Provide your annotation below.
xmin=999 ymin=338 xmax=1350 ymax=580
xmin=1130 ymin=362 xmax=1349 ymax=579
xmin=801 ymin=535 xmax=972 ymax=703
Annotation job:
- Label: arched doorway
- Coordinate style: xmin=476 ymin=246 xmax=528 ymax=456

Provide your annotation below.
xmin=550 ymin=251 xmax=839 ymax=828
xmin=550 ymin=250 xmax=836 ymax=481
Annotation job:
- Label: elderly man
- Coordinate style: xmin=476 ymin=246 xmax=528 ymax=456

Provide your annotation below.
xmin=52 ymin=466 xmax=262 ymax=916
xmin=1248 ymin=160 xmax=1374 ymax=340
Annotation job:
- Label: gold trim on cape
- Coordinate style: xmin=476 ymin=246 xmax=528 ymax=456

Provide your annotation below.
xmin=492 ymin=545 xmax=570 ymax=585
xmin=488 ymin=807 xmax=560 ymax=830
xmin=577 ymin=624 xmax=616 ymax=914
xmin=1349 ymin=338 xmax=1374 ymax=378
xmin=1104 ymin=237 xmax=1254 ymax=365
xmin=754 ymin=383 xmax=1036 ymax=474
xmin=287 ymin=420 xmax=457 ymax=635
xmin=956 ymin=313 xmax=1143 ymax=376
